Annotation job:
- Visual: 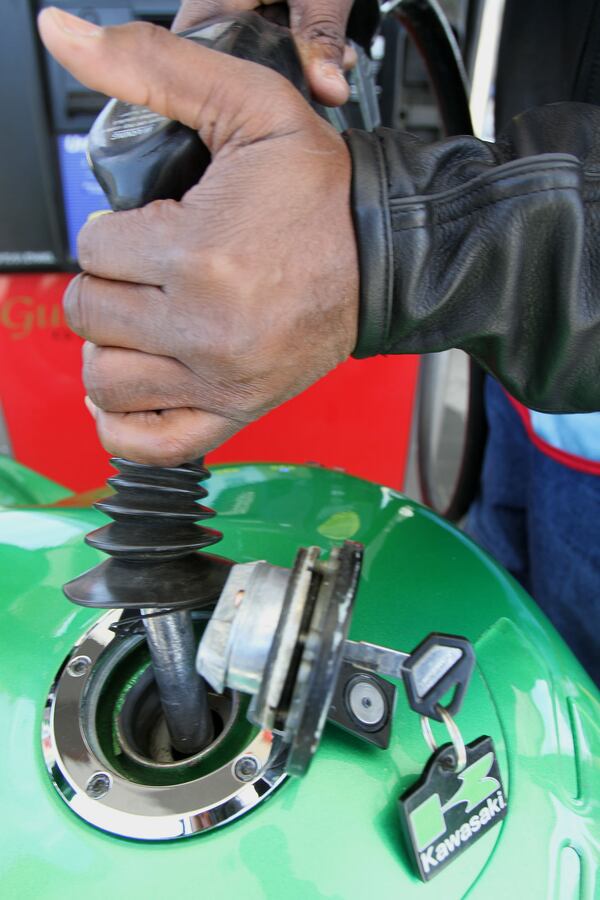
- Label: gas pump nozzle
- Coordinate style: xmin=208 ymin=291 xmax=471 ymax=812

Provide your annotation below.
xmin=75 ymin=13 xmax=309 ymax=758
xmin=88 ymin=12 xmax=307 ymax=210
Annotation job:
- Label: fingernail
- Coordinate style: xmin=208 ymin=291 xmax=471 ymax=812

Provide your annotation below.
xmin=319 ymin=61 xmax=345 ymax=83
xmin=342 ymin=45 xmax=358 ymax=71
xmin=87 ymin=210 xmax=112 ymax=223
xmin=84 ymin=396 xmax=98 ymax=420
xmin=48 ymin=7 xmax=101 ymax=37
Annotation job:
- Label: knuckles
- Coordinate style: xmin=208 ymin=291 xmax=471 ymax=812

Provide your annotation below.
xmin=82 ymin=344 xmax=146 ymax=412
xmin=76 ymin=218 xmax=104 ymax=273
xmin=63 ymin=274 xmax=87 ymax=337
xmin=122 ymin=19 xmax=171 ymax=55
xmin=77 ymin=200 xmax=180 ymax=279
xmin=298 ymin=11 xmax=348 ymax=50
xmin=82 ymin=344 xmax=116 ymax=410
xmin=63 ymin=273 xmax=109 ymax=343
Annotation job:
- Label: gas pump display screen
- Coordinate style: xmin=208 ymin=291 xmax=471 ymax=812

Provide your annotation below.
xmin=57 ymin=134 xmax=110 ymax=260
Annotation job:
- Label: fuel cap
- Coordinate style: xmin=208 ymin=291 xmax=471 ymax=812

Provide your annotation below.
xmin=198 ymin=541 xmax=364 ymax=775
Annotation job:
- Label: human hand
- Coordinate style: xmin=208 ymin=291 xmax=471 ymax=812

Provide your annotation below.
xmin=38 ymin=8 xmax=359 ymax=466
xmin=173 ymin=0 xmax=356 ymax=106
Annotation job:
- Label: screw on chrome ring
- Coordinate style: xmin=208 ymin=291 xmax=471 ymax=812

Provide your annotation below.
xmin=420 ymin=705 xmax=467 ymax=772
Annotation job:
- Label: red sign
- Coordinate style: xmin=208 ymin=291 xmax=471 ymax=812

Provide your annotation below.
xmin=0 ymin=273 xmax=418 ymax=492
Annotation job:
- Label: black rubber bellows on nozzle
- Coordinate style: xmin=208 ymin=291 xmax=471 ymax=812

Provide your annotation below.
xmin=64 ymin=458 xmax=233 ymax=610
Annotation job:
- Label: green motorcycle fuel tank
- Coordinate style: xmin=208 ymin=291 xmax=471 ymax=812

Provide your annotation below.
xmin=0 ymin=460 xmax=598 ymax=899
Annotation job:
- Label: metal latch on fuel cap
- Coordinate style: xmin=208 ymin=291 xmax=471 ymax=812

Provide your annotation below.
xmin=197 ymin=548 xmax=476 ymax=773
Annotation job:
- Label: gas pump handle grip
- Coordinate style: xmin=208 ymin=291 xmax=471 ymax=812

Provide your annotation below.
xmin=87 ymin=13 xmax=308 ymax=212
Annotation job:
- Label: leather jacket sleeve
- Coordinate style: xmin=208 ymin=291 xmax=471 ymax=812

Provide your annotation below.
xmin=344 ymin=102 xmax=600 ymax=412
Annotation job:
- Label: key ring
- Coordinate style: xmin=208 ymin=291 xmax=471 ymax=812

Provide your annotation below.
xmin=420 ymin=705 xmax=467 ymax=772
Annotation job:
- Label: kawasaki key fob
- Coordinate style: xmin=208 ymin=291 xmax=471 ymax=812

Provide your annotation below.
xmin=87 ymin=13 xmax=307 ymax=211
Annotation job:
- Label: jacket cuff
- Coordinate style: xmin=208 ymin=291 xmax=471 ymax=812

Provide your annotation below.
xmin=343 ymin=130 xmax=394 ymax=358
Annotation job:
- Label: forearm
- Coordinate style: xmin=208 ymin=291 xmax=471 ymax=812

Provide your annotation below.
xmin=345 ymin=102 xmax=600 ymax=412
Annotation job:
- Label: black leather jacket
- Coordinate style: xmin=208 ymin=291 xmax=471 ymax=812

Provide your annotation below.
xmin=346 ymin=2 xmax=600 ymax=413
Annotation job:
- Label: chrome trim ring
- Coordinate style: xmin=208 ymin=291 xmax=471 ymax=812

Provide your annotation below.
xmin=41 ymin=610 xmax=287 ymax=841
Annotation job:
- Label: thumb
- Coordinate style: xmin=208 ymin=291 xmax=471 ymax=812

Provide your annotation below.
xmin=290 ymin=0 xmax=353 ymax=107
xmin=37 ymin=7 xmax=302 ymax=154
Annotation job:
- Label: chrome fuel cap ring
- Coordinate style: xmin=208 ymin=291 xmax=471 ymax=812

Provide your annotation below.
xmin=42 ymin=610 xmax=287 ymax=841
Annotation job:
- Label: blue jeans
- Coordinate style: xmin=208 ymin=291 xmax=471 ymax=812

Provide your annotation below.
xmin=466 ymin=378 xmax=600 ymax=685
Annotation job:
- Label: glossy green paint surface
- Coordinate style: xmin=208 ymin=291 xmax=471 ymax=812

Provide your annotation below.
xmin=0 ymin=463 xmax=598 ymax=899
xmin=0 ymin=455 xmax=72 ymax=507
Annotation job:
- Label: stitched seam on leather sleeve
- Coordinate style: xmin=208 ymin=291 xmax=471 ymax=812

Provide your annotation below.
xmin=388 ymin=163 xmax=579 ymax=217
xmin=390 ymin=157 xmax=586 ymax=210
xmin=391 ymin=183 xmax=585 ymax=232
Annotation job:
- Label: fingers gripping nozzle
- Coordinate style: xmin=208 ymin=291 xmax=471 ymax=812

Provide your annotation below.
xmin=87 ymin=13 xmax=307 ymax=210
xmin=67 ymin=15 xmax=309 ymax=758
